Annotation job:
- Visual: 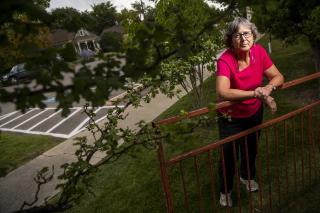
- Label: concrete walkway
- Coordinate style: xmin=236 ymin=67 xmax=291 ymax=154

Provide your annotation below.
xmin=0 ymin=69 xmax=214 ymax=213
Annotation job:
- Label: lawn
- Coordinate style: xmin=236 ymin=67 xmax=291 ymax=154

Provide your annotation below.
xmin=0 ymin=132 xmax=63 ymax=177
xmin=65 ymin=36 xmax=319 ymax=212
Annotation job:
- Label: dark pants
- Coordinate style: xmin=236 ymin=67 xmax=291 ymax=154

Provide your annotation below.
xmin=218 ymin=106 xmax=263 ymax=193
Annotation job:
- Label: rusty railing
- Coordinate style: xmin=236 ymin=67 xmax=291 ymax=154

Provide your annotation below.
xmin=156 ymin=72 xmax=320 ymax=212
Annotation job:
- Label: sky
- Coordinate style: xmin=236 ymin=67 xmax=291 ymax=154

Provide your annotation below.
xmin=48 ymin=0 xmax=154 ymax=12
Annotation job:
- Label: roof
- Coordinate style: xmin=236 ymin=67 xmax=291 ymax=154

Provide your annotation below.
xmin=100 ymin=25 xmax=124 ymax=37
xmin=74 ymin=33 xmax=99 ymax=43
xmin=50 ymin=29 xmax=75 ymax=46
xmin=50 ymin=29 xmax=100 ymax=46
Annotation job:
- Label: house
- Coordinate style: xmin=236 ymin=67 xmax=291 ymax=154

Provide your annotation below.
xmin=50 ymin=28 xmax=101 ymax=54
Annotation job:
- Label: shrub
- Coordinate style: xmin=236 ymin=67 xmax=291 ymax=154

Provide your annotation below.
xmin=59 ymin=42 xmax=77 ymax=62
xmin=100 ymin=31 xmax=123 ymax=52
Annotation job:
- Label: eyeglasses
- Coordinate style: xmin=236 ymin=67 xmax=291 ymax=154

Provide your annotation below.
xmin=233 ymin=31 xmax=253 ymax=40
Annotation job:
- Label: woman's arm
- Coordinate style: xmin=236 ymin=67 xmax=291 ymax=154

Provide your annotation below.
xmin=216 ymin=76 xmax=255 ymax=101
xmin=255 ymin=64 xmax=285 ymax=97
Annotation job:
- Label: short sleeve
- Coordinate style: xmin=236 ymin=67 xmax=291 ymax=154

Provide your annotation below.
xmin=258 ymin=45 xmax=273 ymax=71
xmin=216 ymin=59 xmax=231 ymax=79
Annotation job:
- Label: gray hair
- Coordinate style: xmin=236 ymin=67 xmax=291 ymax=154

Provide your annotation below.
xmin=224 ymin=17 xmax=258 ymax=48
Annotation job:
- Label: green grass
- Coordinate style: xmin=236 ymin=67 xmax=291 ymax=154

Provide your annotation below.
xmin=65 ymin=36 xmax=319 ymax=212
xmin=0 ymin=132 xmax=63 ymax=177
xmin=281 ymin=182 xmax=320 ymax=213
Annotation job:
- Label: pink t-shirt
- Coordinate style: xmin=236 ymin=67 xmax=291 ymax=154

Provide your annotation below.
xmin=216 ymin=44 xmax=273 ymax=118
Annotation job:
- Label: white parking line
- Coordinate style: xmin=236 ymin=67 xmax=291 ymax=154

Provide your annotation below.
xmin=0 ymin=111 xmax=17 ymax=121
xmin=68 ymin=105 xmax=125 ymax=138
xmin=0 ymin=127 xmax=70 ymax=138
xmin=0 ymin=109 xmax=36 ymax=128
xmin=0 ymin=105 xmax=126 ymax=138
xmin=68 ymin=108 xmax=101 ymax=137
xmin=28 ymin=109 xmax=62 ymax=131
xmin=12 ymin=109 xmax=49 ymax=129
xmin=46 ymin=108 xmax=82 ymax=133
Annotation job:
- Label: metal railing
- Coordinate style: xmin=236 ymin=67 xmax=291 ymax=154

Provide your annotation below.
xmin=156 ymin=72 xmax=320 ymax=212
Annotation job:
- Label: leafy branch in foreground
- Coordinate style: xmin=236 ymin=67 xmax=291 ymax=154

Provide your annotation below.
xmin=18 ymin=101 xmax=217 ymax=212
xmin=19 ymin=166 xmax=55 ymax=211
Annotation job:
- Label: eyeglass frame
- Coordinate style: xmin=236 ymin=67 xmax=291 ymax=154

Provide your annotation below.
xmin=232 ymin=31 xmax=253 ymax=40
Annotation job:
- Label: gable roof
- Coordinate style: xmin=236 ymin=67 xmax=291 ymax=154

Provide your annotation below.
xmin=74 ymin=29 xmax=99 ymax=42
xmin=50 ymin=29 xmax=75 ymax=46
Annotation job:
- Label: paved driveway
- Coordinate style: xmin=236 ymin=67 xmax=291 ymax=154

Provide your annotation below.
xmin=0 ymin=106 xmax=122 ymax=138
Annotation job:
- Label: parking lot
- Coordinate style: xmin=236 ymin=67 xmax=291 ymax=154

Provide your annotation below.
xmin=0 ymin=106 xmax=122 ymax=138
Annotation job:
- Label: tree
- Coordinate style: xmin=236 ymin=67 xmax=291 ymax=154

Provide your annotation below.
xmin=0 ymin=1 xmax=51 ymax=72
xmin=34 ymin=0 xmax=50 ymax=10
xmin=160 ymin=36 xmax=223 ymax=108
xmin=79 ymin=11 xmax=97 ymax=33
xmin=222 ymin=0 xmax=320 ymax=71
xmin=154 ymin=0 xmax=224 ymax=107
xmin=50 ymin=7 xmax=84 ymax=32
xmin=90 ymin=2 xmax=118 ymax=34
xmin=100 ymin=31 xmax=123 ymax=52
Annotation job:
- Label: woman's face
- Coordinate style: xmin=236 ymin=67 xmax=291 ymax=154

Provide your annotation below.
xmin=231 ymin=24 xmax=254 ymax=52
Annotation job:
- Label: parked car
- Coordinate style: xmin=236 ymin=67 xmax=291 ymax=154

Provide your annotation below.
xmin=1 ymin=63 xmax=33 ymax=85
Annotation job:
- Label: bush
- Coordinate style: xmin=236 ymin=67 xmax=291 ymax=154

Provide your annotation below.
xmin=100 ymin=31 xmax=123 ymax=53
xmin=59 ymin=42 xmax=77 ymax=62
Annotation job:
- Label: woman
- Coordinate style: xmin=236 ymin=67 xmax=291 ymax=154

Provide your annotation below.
xmin=216 ymin=17 xmax=284 ymax=207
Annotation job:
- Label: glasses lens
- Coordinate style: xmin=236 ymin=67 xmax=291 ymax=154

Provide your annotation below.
xmin=234 ymin=32 xmax=252 ymax=40
xmin=243 ymin=32 xmax=252 ymax=38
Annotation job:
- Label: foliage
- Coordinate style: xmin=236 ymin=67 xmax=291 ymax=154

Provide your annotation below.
xmin=20 ymin=166 xmax=55 ymax=210
xmin=90 ymin=2 xmax=118 ymax=34
xmin=49 ymin=2 xmax=119 ymax=34
xmin=249 ymin=0 xmax=320 ymax=69
xmin=160 ymin=35 xmax=223 ymax=107
xmin=0 ymin=13 xmax=51 ymax=71
xmin=34 ymin=0 xmax=50 ymax=10
xmin=50 ymin=7 xmax=85 ymax=32
xmin=59 ymin=43 xmax=77 ymax=62
xmin=100 ymin=31 xmax=123 ymax=53
xmin=77 ymin=11 xmax=97 ymax=33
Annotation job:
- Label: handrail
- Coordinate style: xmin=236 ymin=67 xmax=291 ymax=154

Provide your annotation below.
xmin=166 ymin=99 xmax=320 ymax=166
xmin=156 ymin=72 xmax=320 ymax=125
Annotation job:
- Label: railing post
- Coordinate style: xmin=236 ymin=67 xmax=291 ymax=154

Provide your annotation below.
xmin=157 ymin=140 xmax=174 ymax=213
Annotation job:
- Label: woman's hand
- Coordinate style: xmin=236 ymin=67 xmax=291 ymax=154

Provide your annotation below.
xmin=263 ymin=96 xmax=277 ymax=114
xmin=254 ymin=86 xmax=273 ymax=99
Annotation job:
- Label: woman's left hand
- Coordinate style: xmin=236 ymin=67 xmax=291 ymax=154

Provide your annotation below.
xmin=263 ymin=96 xmax=277 ymax=114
